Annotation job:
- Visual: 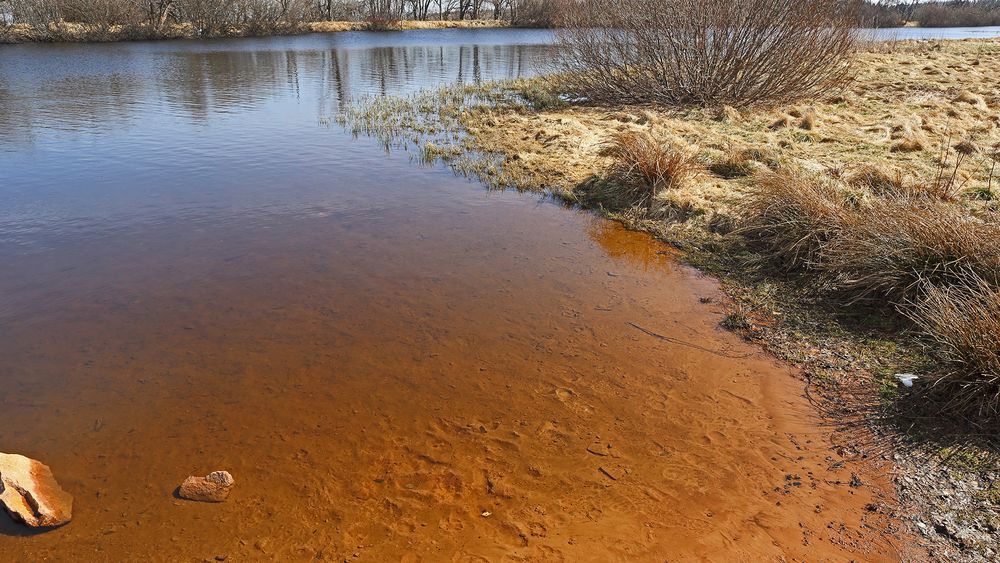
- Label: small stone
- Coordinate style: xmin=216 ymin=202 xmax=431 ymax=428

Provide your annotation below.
xmin=586 ymin=445 xmax=609 ymax=457
xmin=178 ymin=471 xmax=235 ymax=502
xmin=0 ymin=452 xmax=74 ymax=528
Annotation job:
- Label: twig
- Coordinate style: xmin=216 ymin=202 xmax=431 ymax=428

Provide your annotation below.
xmin=626 ymin=321 xmax=752 ymax=359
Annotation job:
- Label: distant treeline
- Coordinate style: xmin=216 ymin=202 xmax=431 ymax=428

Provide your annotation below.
xmin=863 ymin=0 xmax=1000 ymax=28
xmin=0 ymin=0 xmax=566 ymax=42
xmin=359 ymin=0 xmax=566 ymax=26
xmin=4 ymin=0 xmax=1000 ymax=43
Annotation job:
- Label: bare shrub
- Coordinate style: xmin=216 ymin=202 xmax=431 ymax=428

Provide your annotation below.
xmin=596 ymin=130 xmax=700 ymax=207
xmin=903 ymin=273 xmax=1000 ymax=420
xmin=56 ymin=0 xmax=143 ymax=26
xmin=1 ymin=0 xmax=315 ymax=40
xmin=738 ymin=170 xmax=850 ymax=271
xmin=364 ymin=0 xmax=402 ymax=29
xmin=557 ymin=0 xmax=861 ymax=108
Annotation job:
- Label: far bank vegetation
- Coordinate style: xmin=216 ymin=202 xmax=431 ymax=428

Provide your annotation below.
xmin=864 ymin=1 xmax=1000 ymax=28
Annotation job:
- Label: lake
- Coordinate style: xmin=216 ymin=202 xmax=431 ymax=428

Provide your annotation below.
xmin=0 ymin=27 xmax=970 ymax=560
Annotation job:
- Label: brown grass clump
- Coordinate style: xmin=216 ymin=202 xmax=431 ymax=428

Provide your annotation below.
xmin=716 ymin=105 xmax=742 ymax=123
xmin=742 ymin=167 xmax=1000 ymax=302
xmin=903 ymin=273 xmax=1000 ymax=420
xmin=709 ymin=147 xmax=769 ymax=179
xmin=890 ymin=122 xmax=929 ymax=153
xmin=739 ymin=170 xmax=850 ymax=271
xmin=597 ymin=130 xmax=700 ymax=206
xmin=847 ymin=162 xmax=965 ymax=202
xmin=954 ymin=90 xmax=988 ymax=109
xmin=770 ymin=114 xmax=796 ymax=130
xmin=891 ymin=138 xmax=926 ymax=153
xmin=799 ymin=109 xmax=821 ymax=131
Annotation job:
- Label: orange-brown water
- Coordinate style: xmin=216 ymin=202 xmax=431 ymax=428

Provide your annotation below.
xmin=1 ymin=31 xmax=900 ymax=561
xmin=1 ymin=207 xmax=900 ymax=561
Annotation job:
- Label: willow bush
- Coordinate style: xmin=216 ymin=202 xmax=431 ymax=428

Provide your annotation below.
xmin=557 ymin=0 xmax=862 ymax=108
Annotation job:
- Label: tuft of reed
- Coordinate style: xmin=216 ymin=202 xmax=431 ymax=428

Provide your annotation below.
xmin=597 ymin=130 xmax=701 ymax=207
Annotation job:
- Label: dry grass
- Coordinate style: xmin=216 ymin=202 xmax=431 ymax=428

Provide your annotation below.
xmin=596 ymin=130 xmax=701 ymax=207
xmin=741 ymin=165 xmax=1000 ymax=300
xmin=903 ymin=273 xmax=1000 ymax=421
xmin=845 ymin=164 xmax=907 ymax=194
xmin=708 ymin=148 xmax=757 ymax=179
xmin=737 ymin=161 xmax=1000 ymax=421
xmin=821 ymin=195 xmax=1000 ymax=303
xmin=459 ymin=40 xmax=1000 ymax=231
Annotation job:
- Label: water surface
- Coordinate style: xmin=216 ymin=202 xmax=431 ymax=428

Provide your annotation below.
xmin=0 ymin=28 xmax=921 ymax=560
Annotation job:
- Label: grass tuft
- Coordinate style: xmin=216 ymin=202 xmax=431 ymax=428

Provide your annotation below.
xmin=820 ymin=196 xmax=1000 ymax=302
xmin=738 ymin=169 xmax=850 ymax=271
xmin=597 ymin=130 xmax=701 ymax=207
xmin=708 ymin=148 xmax=758 ymax=179
xmin=845 ymin=164 xmax=906 ymax=194
xmin=903 ymin=273 xmax=1000 ymax=420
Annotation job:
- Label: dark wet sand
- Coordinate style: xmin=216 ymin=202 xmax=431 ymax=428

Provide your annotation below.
xmin=0 ymin=196 xmax=901 ymax=561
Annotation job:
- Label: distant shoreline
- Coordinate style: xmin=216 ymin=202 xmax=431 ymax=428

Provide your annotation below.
xmin=0 ymin=19 xmax=517 ymax=45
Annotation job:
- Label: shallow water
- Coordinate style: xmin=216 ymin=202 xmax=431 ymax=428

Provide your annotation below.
xmin=0 ymin=28 xmax=919 ymax=560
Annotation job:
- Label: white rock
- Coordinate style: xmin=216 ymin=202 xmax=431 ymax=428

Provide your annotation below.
xmin=0 ymin=453 xmax=73 ymax=527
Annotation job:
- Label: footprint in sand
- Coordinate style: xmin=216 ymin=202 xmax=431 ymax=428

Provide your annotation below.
xmin=555 ymin=387 xmax=592 ymax=414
